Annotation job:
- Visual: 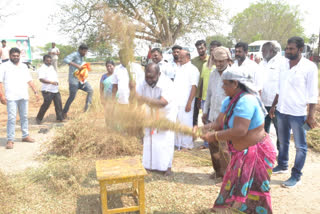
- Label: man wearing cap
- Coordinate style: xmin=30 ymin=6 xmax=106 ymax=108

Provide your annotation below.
xmin=202 ymin=47 xmax=232 ymax=179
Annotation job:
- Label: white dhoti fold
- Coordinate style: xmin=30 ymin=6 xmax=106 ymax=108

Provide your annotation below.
xmin=175 ymin=106 xmax=194 ymax=149
xmin=143 ymin=128 xmax=175 ymax=171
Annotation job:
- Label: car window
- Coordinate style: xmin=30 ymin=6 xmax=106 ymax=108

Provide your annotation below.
xmin=248 ymin=45 xmax=260 ymax=52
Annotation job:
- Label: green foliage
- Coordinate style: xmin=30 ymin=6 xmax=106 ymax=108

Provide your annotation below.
xmin=206 ymin=34 xmax=234 ymax=48
xmin=39 ymin=43 xmax=77 ymax=65
xmin=55 ymin=0 xmax=223 ymax=46
xmin=229 ymin=0 xmax=304 ymax=47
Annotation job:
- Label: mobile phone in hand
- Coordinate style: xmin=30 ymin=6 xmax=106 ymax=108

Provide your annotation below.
xmin=302 ymin=122 xmax=311 ymax=131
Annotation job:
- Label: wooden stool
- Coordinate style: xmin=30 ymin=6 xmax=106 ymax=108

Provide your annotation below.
xmin=96 ymin=158 xmax=147 ymax=214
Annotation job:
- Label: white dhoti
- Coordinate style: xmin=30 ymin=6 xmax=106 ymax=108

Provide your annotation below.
xmin=175 ymin=106 xmax=194 ymax=149
xmin=143 ymin=128 xmax=175 ymax=171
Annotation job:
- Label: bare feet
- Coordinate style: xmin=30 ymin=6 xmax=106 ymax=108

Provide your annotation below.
xmin=199 ymin=145 xmax=207 ymax=149
xmin=164 ymin=168 xmax=172 ymax=176
xmin=180 ymin=148 xmax=191 ymax=152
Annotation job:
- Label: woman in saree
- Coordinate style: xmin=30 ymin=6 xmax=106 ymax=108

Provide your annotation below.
xmin=100 ymin=60 xmax=115 ymax=104
xmin=198 ymin=68 xmax=277 ymax=213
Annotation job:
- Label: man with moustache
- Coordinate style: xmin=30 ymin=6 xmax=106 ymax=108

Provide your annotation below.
xmin=270 ymin=37 xmax=318 ymax=188
xmin=0 ymin=48 xmax=39 ymax=149
xmin=111 ymin=49 xmax=145 ymax=104
xmin=136 ymin=63 xmax=177 ymax=176
xmin=231 ymin=42 xmax=263 ymax=94
xmin=260 ymin=42 xmax=284 ymax=152
xmin=36 ymin=55 xmax=63 ymax=124
xmin=174 ymin=49 xmax=199 ymax=150
xmin=169 ymin=45 xmax=182 ymax=81
xmin=151 ymin=48 xmax=174 ymax=80
xmin=202 ymin=47 xmax=232 ymax=180
xmin=191 ymin=40 xmax=209 ymax=127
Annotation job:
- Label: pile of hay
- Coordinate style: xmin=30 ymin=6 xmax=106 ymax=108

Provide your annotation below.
xmin=49 ymin=108 xmax=142 ymax=158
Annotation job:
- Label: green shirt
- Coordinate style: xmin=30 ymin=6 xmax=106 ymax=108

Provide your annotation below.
xmin=191 ymin=55 xmax=209 ymax=98
xmin=201 ymin=62 xmax=215 ymax=100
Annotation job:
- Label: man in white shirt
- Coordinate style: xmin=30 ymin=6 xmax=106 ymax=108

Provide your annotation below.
xmin=168 ymin=45 xmax=182 ymax=81
xmin=231 ymin=42 xmax=263 ymax=93
xmin=202 ymin=47 xmax=232 ymax=179
xmin=1 ymin=40 xmax=10 ymax=63
xmin=111 ymin=49 xmax=144 ymax=104
xmin=270 ymin=37 xmax=318 ymax=188
xmin=151 ymin=48 xmax=174 ymax=80
xmin=174 ymin=49 xmax=199 ymax=150
xmin=260 ymin=42 xmax=284 ymax=152
xmin=136 ymin=63 xmax=177 ymax=176
xmin=0 ymin=48 xmax=39 ymax=149
xmin=48 ymin=42 xmax=60 ymax=71
xmin=36 ymin=55 xmax=63 ymax=124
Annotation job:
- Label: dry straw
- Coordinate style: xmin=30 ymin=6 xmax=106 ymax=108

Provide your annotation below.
xmin=103 ymin=99 xmax=199 ymax=137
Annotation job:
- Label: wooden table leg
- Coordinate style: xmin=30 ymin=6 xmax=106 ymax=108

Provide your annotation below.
xmin=100 ymin=181 xmax=108 ymax=214
xmin=133 ymin=179 xmax=138 ymax=196
xmin=138 ymin=179 xmax=145 ymax=214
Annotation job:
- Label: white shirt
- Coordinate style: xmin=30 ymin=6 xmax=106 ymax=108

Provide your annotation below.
xmin=173 ymin=61 xmax=199 ymax=107
xmin=136 ymin=74 xmax=177 ymax=121
xmin=38 ymin=64 xmax=59 ymax=93
xmin=260 ymin=54 xmax=285 ymax=107
xmin=0 ymin=61 xmax=32 ymax=100
xmin=204 ymin=67 xmax=229 ymax=122
xmin=49 ymin=47 xmax=60 ymax=60
xmin=170 ymin=60 xmax=180 ymax=80
xmin=277 ymin=57 xmax=318 ymax=116
xmin=232 ymin=58 xmax=264 ymax=91
xmin=111 ymin=62 xmax=144 ymax=104
xmin=158 ymin=60 xmax=175 ymax=80
xmin=1 ymin=47 xmax=9 ymax=60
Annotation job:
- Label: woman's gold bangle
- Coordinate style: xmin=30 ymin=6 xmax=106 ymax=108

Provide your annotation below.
xmin=215 ymin=131 xmax=220 ymax=142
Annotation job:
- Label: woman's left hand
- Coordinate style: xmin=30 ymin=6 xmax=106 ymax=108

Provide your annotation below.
xmin=200 ymin=131 xmax=216 ymax=142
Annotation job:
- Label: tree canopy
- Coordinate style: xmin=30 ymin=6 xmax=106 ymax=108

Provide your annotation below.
xmin=229 ymin=0 xmax=304 ymax=47
xmin=206 ymin=34 xmax=234 ymax=48
xmin=56 ymin=0 xmax=222 ymax=47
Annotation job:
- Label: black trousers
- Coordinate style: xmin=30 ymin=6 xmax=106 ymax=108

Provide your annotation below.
xmin=193 ymin=98 xmax=201 ymax=126
xmin=36 ymin=91 xmax=63 ymax=121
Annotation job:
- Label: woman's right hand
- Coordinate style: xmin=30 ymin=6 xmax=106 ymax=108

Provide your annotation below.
xmin=269 ymin=106 xmax=276 ymax=119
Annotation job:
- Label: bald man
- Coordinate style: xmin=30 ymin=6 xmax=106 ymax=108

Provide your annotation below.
xmin=136 ymin=63 xmax=177 ymax=176
xmin=174 ymin=49 xmax=199 ymax=150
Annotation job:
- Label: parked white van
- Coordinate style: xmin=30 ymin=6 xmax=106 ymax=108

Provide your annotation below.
xmin=248 ymin=40 xmax=282 ymax=61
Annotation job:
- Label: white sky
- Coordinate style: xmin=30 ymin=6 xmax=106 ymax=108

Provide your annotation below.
xmin=0 ymin=0 xmax=319 ymax=48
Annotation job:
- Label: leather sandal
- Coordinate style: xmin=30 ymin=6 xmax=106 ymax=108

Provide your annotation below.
xmin=6 ymin=141 xmax=14 ymax=149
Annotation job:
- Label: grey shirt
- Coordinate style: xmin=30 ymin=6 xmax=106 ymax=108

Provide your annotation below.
xmin=63 ymin=51 xmax=84 ymax=85
xmin=204 ymin=67 xmax=230 ymax=122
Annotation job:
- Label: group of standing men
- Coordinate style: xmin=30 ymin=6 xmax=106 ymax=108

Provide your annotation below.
xmin=0 ymin=43 xmax=94 ymax=149
xmin=136 ymin=36 xmax=318 ymax=188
